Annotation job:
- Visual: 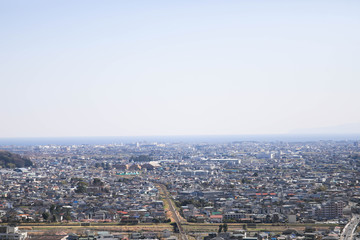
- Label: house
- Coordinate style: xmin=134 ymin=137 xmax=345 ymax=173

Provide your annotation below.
xmin=210 ymin=215 xmax=223 ymax=223
xmin=0 ymin=226 xmax=28 ymax=240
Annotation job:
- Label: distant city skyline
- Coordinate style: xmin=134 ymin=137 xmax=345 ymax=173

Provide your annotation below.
xmin=1 ymin=1 xmax=360 ymax=138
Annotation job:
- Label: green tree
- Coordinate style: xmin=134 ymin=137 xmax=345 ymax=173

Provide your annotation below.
xmin=93 ymin=178 xmax=104 ymax=186
xmin=223 ymin=223 xmax=228 ymax=232
xmin=64 ymin=210 xmax=72 ymax=221
xmin=50 ymin=204 xmax=56 ymax=214
xmin=152 ymin=218 xmax=160 ymax=223
xmin=0 ymin=151 xmax=33 ymax=168
xmin=42 ymin=212 xmax=50 ymax=221
xmin=75 ymin=181 xmax=88 ymax=193
xmin=130 ymin=155 xmax=153 ymax=162
xmin=272 ymin=214 xmax=279 ymax=223
xmin=7 ymin=163 xmax=16 ymax=168
xmin=315 ymin=185 xmax=327 ymax=192
xmin=75 ymin=185 xmax=87 ymax=193
xmin=218 ymin=224 xmax=223 ymax=233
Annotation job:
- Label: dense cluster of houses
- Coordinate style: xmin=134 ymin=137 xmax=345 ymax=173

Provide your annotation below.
xmin=0 ymin=140 xmax=360 ymax=240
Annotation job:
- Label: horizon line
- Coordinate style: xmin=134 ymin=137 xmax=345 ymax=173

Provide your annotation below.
xmin=1 ymin=132 xmax=360 ymax=139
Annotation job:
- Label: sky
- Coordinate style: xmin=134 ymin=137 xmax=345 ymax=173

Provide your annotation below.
xmin=1 ymin=0 xmax=360 ymax=138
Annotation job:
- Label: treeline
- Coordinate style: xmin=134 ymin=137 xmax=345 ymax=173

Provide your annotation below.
xmin=129 ymin=155 xmax=153 ymax=162
xmin=0 ymin=151 xmax=33 ymax=168
xmin=175 ymin=198 xmax=212 ymax=208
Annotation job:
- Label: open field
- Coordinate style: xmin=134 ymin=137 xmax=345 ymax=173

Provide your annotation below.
xmin=14 ymin=223 xmax=172 ymax=237
xmin=7 ymin=222 xmax=339 ymax=236
xmin=183 ymin=222 xmax=339 ymax=233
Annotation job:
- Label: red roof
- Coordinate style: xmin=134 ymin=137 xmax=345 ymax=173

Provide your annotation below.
xmin=117 ymin=211 xmax=128 ymax=214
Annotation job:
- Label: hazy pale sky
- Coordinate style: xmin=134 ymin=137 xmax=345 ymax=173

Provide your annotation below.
xmin=1 ymin=0 xmax=360 ymax=138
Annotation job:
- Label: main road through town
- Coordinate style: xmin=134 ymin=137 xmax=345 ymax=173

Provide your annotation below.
xmin=156 ymin=183 xmax=189 ymax=240
xmin=340 ymin=214 xmax=360 ymax=240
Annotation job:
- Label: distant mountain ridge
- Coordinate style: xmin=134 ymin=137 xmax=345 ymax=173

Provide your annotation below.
xmin=0 ymin=150 xmax=33 ymax=168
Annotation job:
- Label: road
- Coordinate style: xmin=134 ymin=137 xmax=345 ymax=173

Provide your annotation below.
xmin=157 ymin=184 xmax=189 ymax=240
xmin=340 ymin=215 xmax=360 ymax=240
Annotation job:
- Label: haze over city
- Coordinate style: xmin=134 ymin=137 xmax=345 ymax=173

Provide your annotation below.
xmin=1 ymin=0 xmax=360 ymax=138
xmin=2 ymin=2 xmax=360 ymax=239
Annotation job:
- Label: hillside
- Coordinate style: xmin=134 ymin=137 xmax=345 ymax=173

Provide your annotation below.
xmin=0 ymin=150 xmax=33 ymax=168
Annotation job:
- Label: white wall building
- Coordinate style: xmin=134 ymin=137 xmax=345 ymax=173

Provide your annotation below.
xmin=0 ymin=226 xmax=28 ymax=240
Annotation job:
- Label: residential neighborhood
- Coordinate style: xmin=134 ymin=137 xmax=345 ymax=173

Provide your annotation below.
xmin=1 ymin=140 xmax=360 ymax=240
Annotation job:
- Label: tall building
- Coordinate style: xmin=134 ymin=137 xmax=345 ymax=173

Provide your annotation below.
xmin=315 ymin=201 xmax=345 ymax=219
xmin=0 ymin=226 xmax=28 ymax=240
